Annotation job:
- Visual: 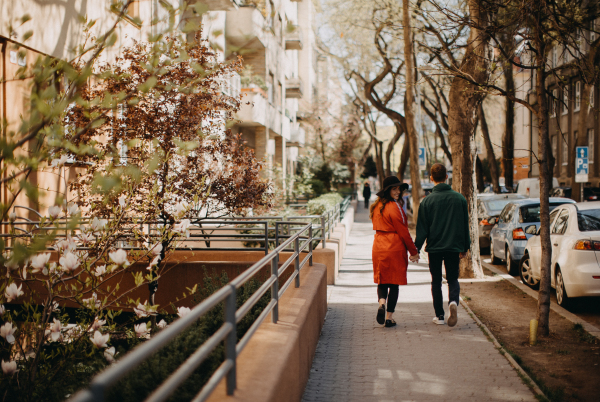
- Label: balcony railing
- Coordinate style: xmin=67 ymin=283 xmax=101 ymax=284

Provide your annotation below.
xmin=285 ymin=77 xmax=303 ymax=99
xmin=289 ymin=123 xmax=306 ymax=147
xmin=285 ymin=25 xmax=303 ymax=50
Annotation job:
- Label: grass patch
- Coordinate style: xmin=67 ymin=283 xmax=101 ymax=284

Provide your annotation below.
xmin=572 ymin=323 xmax=599 ymax=344
xmin=462 ymin=295 xmax=472 ymax=301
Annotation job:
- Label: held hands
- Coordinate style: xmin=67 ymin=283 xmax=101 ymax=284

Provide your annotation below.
xmin=409 ymin=254 xmax=419 ymax=263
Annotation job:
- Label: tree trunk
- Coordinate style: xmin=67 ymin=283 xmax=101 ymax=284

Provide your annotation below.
xmin=447 ymin=0 xmax=489 ymax=279
xmin=374 ymin=140 xmax=385 ymax=188
xmin=502 ymin=59 xmax=515 ymax=190
xmin=403 ymin=0 xmax=422 ymax=223
xmin=476 ymin=156 xmax=485 ymax=192
xmin=397 ymin=135 xmax=410 ymax=181
xmin=477 ymin=103 xmax=501 ymax=192
xmin=386 ymin=122 xmax=404 ymax=177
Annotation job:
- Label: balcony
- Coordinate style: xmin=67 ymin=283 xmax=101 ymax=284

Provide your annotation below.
xmin=289 ymin=123 xmax=306 ymax=147
xmin=236 ymin=88 xmax=282 ymax=136
xmin=226 ymin=6 xmax=267 ymax=49
xmin=286 ymin=77 xmax=303 ymax=98
xmin=285 ymin=25 xmax=303 ymax=50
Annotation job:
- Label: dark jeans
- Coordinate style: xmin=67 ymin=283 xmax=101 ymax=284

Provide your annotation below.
xmin=428 ymin=252 xmax=460 ymax=318
xmin=377 ymin=284 xmax=399 ymax=312
xmin=365 ymin=199 xmax=370 ymax=209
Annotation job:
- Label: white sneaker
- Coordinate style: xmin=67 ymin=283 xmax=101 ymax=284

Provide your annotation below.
xmin=448 ymin=301 xmax=458 ymax=327
xmin=432 ymin=316 xmax=445 ymax=325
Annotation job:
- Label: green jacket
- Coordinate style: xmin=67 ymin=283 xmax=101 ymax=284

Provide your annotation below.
xmin=414 ymin=183 xmax=471 ymax=253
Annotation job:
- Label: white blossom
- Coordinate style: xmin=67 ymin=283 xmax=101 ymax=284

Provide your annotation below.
xmin=94 ymin=265 xmax=107 ymax=277
xmin=0 ymin=322 xmax=16 ymax=344
xmin=54 ymin=236 xmax=77 ymax=253
xmin=59 ymin=252 xmax=80 ymax=273
xmin=173 ymin=201 xmax=189 ymax=218
xmin=104 ymin=346 xmax=117 ymax=363
xmin=78 ymin=232 xmax=95 ymax=245
xmin=47 ymin=318 xmax=63 ymax=342
xmin=1 ymin=360 xmax=17 ymax=375
xmin=8 ymin=212 xmax=16 ymax=222
xmin=4 ymin=283 xmax=23 ymax=302
xmin=48 ymin=205 xmax=62 ymax=219
xmin=83 ymin=292 xmax=101 ymax=309
xmin=0 ymin=305 xmax=5 ymax=316
xmin=4 ymin=257 xmax=19 ymax=272
xmin=30 ymin=253 xmax=51 ymax=273
xmin=177 ymin=306 xmax=191 ymax=318
xmin=118 ymin=195 xmax=127 ymax=208
xmin=90 ymin=217 xmax=107 ymax=233
xmin=50 ymin=154 xmax=68 ymax=168
xmin=146 ymin=255 xmax=160 ymax=271
xmin=91 ymin=317 xmax=106 ymax=331
xmin=157 ymin=319 xmax=167 ymax=329
xmin=148 ymin=243 xmax=163 ymax=256
xmin=133 ymin=301 xmax=155 ymax=318
xmin=173 ymin=219 xmax=191 ymax=238
xmin=66 ymin=203 xmax=80 ymax=216
xmin=109 ymin=249 xmax=129 ymax=266
xmin=90 ymin=330 xmax=109 ymax=348
xmin=47 ymin=262 xmax=57 ymax=276
xmin=134 ymin=323 xmax=149 ymax=338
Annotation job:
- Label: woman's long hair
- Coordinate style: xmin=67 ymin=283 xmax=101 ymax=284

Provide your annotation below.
xmin=369 ymin=187 xmax=405 ymax=220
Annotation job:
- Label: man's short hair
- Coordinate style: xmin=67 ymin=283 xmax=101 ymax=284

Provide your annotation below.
xmin=430 ymin=163 xmax=447 ymax=182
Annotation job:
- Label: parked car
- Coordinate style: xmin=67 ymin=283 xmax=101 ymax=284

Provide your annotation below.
xmin=550 ymin=186 xmax=600 ymax=201
xmin=483 ymin=185 xmax=512 ymax=194
xmin=515 ymin=177 xmax=559 ymax=198
xmin=489 ymin=198 xmax=576 ymax=274
xmin=519 ymin=202 xmax=600 ymax=306
xmin=477 ymin=193 xmax=526 ymax=252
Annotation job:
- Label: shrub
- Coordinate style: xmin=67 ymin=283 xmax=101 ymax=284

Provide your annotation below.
xmin=306 ymin=193 xmax=343 ymax=215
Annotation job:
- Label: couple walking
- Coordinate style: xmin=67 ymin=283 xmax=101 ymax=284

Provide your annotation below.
xmin=370 ymin=163 xmax=470 ymax=328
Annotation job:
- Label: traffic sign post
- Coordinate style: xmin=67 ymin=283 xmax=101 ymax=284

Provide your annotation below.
xmin=576 ymin=146 xmax=589 ymax=201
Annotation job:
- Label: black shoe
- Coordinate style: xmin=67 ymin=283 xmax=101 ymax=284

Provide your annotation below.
xmin=384 ymin=319 xmax=396 ymax=327
xmin=376 ymin=304 xmax=386 ymax=325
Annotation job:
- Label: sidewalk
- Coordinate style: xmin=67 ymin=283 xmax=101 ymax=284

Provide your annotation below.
xmin=302 ymin=205 xmax=535 ymax=402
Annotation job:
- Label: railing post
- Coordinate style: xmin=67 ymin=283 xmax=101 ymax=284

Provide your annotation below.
xmin=271 ymin=255 xmax=279 ymax=323
xmin=264 ymin=222 xmax=269 ymax=255
xmin=224 ymin=284 xmax=237 ymax=395
xmin=275 ymin=222 xmax=279 ymax=248
xmin=294 ymin=235 xmax=300 ymax=288
xmin=327 ymin=211 xmax=332 ymax=240
xmin=309 ymin=225 xmax=313 ymax=266
xmin=320 ymin=216 xmax=326 ymax=249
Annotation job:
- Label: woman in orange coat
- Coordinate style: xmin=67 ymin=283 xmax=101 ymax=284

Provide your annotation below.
xmin=370 ymin=176 xmax=419 ymax=327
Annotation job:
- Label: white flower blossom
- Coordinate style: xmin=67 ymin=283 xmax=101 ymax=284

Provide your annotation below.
xmin=0 ymin=305 xmax=5 ymax=316
xmin=50 ymin=301 xmax=60 ymax=312
xmin=91 ymin=317 xmax=106 ymax=331
xmin=47 ymin=318 xmax=63 ymax=342
xmin=173 ymin=219 xmax=191 ymax=238
xmin=146 ymin=255 xmax=160 ymax=271
xmin=54 ymin=236 xmax=77 ymax=253
xmin=4 ymin=257 xmax=19 ymax=272
xmin=4 ymin=283 xmax=23 ymax=302
xmin=78 ymin=232 xmax=95 ymax=245
xmin=1 ymin=360 xmax=17 ymax=375
xmin=148 ymin=243 xmax=163 ymax=256
xmin=157 ymin=319 xmax=167 ymax=329
xmin=48 ymin=205 xmax=62 ymax=219
xmin=177 ymin=306 xmax=191 ymax=318
xmin=50 ymin=154 xmax=68 ymax=168
xmin=104 ymin=346 xmax=117 ymax=363
xmin=118 ymin=195 xmax=127 ymax=208
xmin=8 ymin=212 xmax=16 ymax=222
xmin=109 ymin=249 xmax=129 ymax=266
xmin=59 ymin=252 xmax=80 ymax=273
xmin=0 ymin=322 xmax=16 ymax=344
xmin=83 ymin=292 xmax=101 ymax=309
xmin=66 ymin=203 xmax=80 ymax=216
xmin=94 ymin=265 xmax=107 ymax=277
xmin=90 ymin=217 xmax=107 ymax=233
xmin=90 ymin=330 xmax=109 ymax=348
xmin=173 ymin=201 xmax=188 ymax=218
xmin=133 ymin=301 xmax=151 ymax=318
xmin=134 ymin=323 xmax=149 ymax=338
xmin=30 ymin=253 xmax=51 ymax=273
xmin=47 ymin=262 xmax=57 ymax=276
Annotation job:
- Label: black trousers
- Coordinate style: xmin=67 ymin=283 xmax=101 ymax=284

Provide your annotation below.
xmin=364 ymin=199 xmax=370 ymax=209
xmin=377 ymin=284 xmax=399 ymax=312
xmin=428 ymin=252 xmax=460 ymax=318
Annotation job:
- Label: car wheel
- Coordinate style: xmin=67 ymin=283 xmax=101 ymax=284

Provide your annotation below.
xmin=556 ymin=267 xmax=570 ymax=307
xmin=506 ymin=246 xmax=517 ymax=275
xmin=491 ymin=242 xmax=501 ymax=264
xmin=519 ymin=254 xmax=539 ymax=290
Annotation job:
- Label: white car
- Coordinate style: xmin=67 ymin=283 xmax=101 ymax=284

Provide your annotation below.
xmin=519 ymin=202 xmax=600 ymax=306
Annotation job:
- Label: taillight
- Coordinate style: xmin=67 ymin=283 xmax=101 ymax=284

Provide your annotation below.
xmin=480 ymin=219 xmax=490 ymax=226
xmin=588 ymin=196 xmax=598 ymax=200
xmin=574 ymin=240 xmax=600 ymax=250
xmin=513 ymin=228 xmax=527 ymax=240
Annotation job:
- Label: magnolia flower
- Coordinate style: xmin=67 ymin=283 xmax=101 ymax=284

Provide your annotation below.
xmin=66 ymin=203 xmax=80 ymax=216
xmin=47 ymin=262 xmax=57 ymax=275
xmin=133 ymin=302 xmax=151 ymax=318
xmin=177 ymin=306 xmax=191 ymax=318
xmin=50 ymin=301 xmax=60 ymax=312
xmin=50 ymin=154 xmax=68 ymax=168
xmin=4 ymin=283 xmax=23 ymax=302
xmin=104 ymin=346 xmax=117 ymax=363
xmin=30 ymin=253 xmax=51 ymax=273
xmin=47 ymin=318 xmax=62 ymax=342
xmin=78 ymin=232 xmax=95 ymax=245
xmin=157 ymin=319 xmax=167 ymax=329
xmin=54 ymin=237 xmax=77 ymax=253
xmin=94 ymin=265 xmax=107 ymax=277
xmin=134 ymin=323 xmax=149 ymax=338
xmin=90 ymin=217 xmax=107 ymax=233
xmin=118 ymin=195 xmax=127 ymax=208
xmin=173 ymin=201 xmax=188 ymax=218
xmin=8 ymin=212 xmax=16 ymax=222
xmin=109 ymin=249 xmax=129 ymax=266
xmin=146 ymin=255 xmax=160 ymax=271
xmin=173 ymin=219 xmax=191 ymax=238
xmin=148 ymin=243 xmax=163 ymax=256
xmin=0 ymin=305 xmax=5 ymax=316
xmin=4 ymin=258 xmax=19 ymax=272
xmin=59 ymin=252 xmax=80 ymax=273
xmin=0 ymin=322 xmax=16 ymax=344
xmin=91 ymin=317 xmax=106 ymax=331
xmin=48 ymin=205 xmax=61 ymax=219
xmin=90 ymin=330 xmax=109 ymax=348
xmin=1 ymin=360 xmax=17 ymax=376
xmin=83 ymin=292 xmax=101 ymax=309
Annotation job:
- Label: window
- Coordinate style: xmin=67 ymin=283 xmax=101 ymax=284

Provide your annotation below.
xmin=499 ymin=204 xmax=512 ymax=223
xmin=578 ymin=208 xmax=600 ymax=231
xmin=116 ymin=104 xmax=128 ymax=165
xmin=575 ymin=81 xmax=581 ymax=111
xmin=551 ymin=89 xmax=557 ymax=116
xmin=551 ymin=135 xmax=557 ymax=160
xmin=591 ymin=85 xmax=595 ymax=108
xmin=113 ymin=0 xmax=139 ymax=18
xmin=552 ymin=209 xmax=569 ymax=235
xmin=589 ymin=129 xmax=595 ymax=164
xmin=562 ymin=86 xmax=569 ymax=115
xmin=552 ymin=46 xmax=558 ymax=68
xmin=549 ymin=208 xmax=561 ymax=227
xmin=505 ymin=204 xmax=517 ymax=223
xmin=562 ymin=133 xmax=568 ymax=165
xmin=268 ymin=72 xmax=274 ymax=104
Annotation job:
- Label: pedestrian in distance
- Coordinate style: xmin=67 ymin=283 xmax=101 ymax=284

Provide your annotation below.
xmin=370 ymin=176 xmax=419 ymax=328
xmin=415 ymin=163 xmax=470 ymax=327
xmin=362 ymin=182 xmax=372 ymax=209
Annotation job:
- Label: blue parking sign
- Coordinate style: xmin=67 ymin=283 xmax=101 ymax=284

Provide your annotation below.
xmin=418 ymin=147 xmax=426 ymax=167
xmin=576 ymin=146 xmax=588 ymax=183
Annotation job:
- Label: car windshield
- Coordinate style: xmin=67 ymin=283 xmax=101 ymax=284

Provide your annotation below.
xmin=484 ymin=200 xmax=514 ymax=215
xmin=578 ymin=209 xmax=600 ymax=231
xmin=520 ymin=203 xmax=566 ymax=223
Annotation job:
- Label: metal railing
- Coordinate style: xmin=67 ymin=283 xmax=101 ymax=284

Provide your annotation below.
xmin=69 ymin=222 xmax=314 ymax=402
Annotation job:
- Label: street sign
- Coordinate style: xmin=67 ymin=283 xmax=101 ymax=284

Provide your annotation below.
xmin=418 ymin=147 xmax=426 ymax=168
xmin=576 ymin=146 xmax=589 ymax=183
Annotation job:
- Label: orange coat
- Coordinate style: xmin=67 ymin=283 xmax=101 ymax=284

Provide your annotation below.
xmin=372 ymin=200 xmax=418 ymax=285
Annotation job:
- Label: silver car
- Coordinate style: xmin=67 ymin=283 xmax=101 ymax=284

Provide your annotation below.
xmin=477 ymin=194 xmax=526 ymax=252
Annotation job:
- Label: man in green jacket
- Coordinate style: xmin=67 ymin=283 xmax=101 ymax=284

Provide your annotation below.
xmin=415 ymin=163 xmax=470 ymax=327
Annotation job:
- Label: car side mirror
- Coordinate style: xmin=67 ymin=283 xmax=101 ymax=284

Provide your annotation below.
xmin=488 ymin=217 xmax=498 ymax=225
xmin=524 ymin=225 xmax=538 ymax=235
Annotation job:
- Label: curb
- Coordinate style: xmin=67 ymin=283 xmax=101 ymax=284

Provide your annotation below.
xmin=481 ymin=261 xmax=600 ymax=341
xmin=459 ymin=298 xmax=547 ymax=400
